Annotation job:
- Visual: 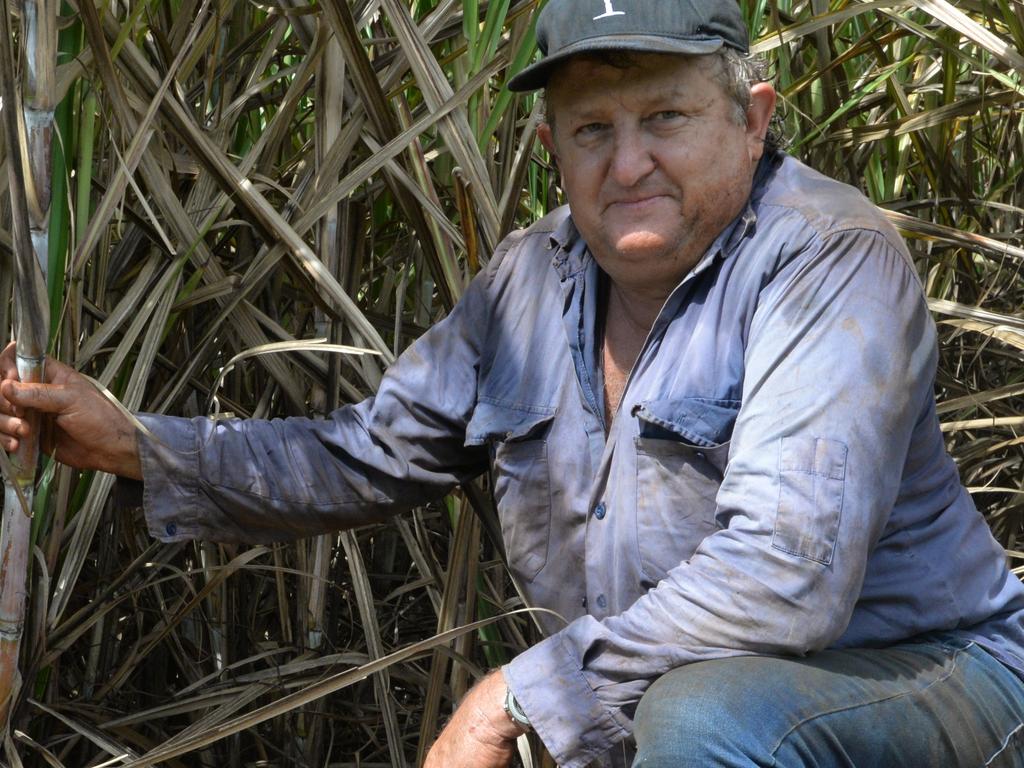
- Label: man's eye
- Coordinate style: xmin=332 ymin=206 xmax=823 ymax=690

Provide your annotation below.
xmin=576 ymin=123 xmax=607 ymax=136
xmin=652 ymin=110 xmax=683 ymax=121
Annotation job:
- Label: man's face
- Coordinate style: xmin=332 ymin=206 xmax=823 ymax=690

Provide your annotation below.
xmin=539 ymin=53 xmax=775 ymax=297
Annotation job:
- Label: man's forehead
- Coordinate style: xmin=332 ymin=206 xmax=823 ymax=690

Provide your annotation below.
xmin=544 ymin=52 xmax=719 ymax=105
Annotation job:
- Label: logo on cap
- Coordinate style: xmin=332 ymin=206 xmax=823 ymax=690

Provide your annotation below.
xmin=594 ymin=1 xmax=625 ymax=20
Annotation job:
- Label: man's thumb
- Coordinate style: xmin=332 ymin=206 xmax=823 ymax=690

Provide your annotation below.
xmin=5 ymin=382 xmax=69 ymax=414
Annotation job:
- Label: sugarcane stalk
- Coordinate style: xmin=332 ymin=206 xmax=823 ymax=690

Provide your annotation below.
xmin=290 ymin=40 xmax=346 ymax=758
xmin=0 ymin=0 xmax=56 ymax=730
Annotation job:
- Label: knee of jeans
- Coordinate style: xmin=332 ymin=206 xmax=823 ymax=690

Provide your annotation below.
xmin=633 ymin=661 xmax=760 ymax=766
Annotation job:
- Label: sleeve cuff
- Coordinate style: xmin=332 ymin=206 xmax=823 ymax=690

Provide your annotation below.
xmin=504 ymin=630 xmax=629 ymax=768
xmin=137 ymin=413 xmax=202 ymax=542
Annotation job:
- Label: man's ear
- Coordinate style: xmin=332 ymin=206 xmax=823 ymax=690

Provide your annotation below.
xmin=745 ymin=83 xmax=778 ymax=162
xmin=537 ymin=122 xmax=558 ymax=161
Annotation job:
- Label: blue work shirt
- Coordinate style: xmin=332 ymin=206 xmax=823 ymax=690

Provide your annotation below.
xmin=139 ymin=153 xmax=1024 ymax=768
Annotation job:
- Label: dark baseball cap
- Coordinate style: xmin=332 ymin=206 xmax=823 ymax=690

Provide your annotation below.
xmin=507 ymin=0 xmax=750 ymax=92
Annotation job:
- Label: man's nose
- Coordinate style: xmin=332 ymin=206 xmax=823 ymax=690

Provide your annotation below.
xmin=609 ymin=128 xmax=656 ymax=187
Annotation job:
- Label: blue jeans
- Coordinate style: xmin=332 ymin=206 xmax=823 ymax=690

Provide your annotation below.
xmin=632 ymin=635 xmax=1024 ymax=767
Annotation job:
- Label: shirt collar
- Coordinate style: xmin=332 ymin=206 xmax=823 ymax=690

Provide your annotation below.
xmin=549 ymin=212 xmax=590 ymax=282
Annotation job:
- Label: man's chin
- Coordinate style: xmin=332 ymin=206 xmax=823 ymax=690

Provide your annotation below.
xmin=610 ymin=232 xmax=676 ymax=261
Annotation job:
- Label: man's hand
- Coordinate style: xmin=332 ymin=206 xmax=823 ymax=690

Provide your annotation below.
xmin=0 ymin=342 xmax=143 ymax=479
xmin=424 ymin=669 xmax=525 ymax=768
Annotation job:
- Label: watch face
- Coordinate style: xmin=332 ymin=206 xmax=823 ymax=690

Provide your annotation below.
xmin=504 ymin=688 xmax=531 ymax=730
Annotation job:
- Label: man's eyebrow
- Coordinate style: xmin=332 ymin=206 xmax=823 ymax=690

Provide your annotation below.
xmin=657 ymin=84 xmax=714 ymax=105
xmin=562 ymin=107 xmax=610 ymax=122
xmin=551 ymin=81 xmax=715 ymax=122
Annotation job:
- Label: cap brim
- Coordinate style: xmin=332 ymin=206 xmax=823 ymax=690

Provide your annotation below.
xmin=506 ymin=35 xmax=729 ymax=92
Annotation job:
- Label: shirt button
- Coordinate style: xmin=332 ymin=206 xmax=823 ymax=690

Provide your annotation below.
xmin=165 ymin=522 xmax=177 ymax=536
xmin=593 ymin=502 xmax=606 ymax=520
xmin=596 ymin=594 xmax=607 ymax=609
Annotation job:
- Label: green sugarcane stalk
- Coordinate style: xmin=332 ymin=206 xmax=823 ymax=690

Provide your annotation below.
xmin=0 ymin=0 xmax=55 ymax=730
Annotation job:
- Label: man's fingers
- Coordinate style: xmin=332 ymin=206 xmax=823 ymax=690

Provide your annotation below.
xmin=0 ymin=381 xmax=19 ymax=418
xmin=0 ymin=343 xmax=69 ymax=386
xmin=0 ymin=413 xmax=27 ymax=437
xmin=0 ymin=412 xmax=27 ymax=455
xmin=0 ymin=342 xmax=19 ymax=381
xmin=0 ymin=410 xmax=26 ymax=454
xmin=2 ymin=382 xmax=71 ymax=414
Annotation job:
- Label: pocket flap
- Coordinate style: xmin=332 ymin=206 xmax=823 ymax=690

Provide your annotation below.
xmin=632 ymin=397 xmax=740 ymax=447
xmin=465 ymin=399 xmax=556 ymax=446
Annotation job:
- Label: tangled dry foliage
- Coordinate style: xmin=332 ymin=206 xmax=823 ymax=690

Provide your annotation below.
xmin=0 ymin=0 xmax=1022 ymax=766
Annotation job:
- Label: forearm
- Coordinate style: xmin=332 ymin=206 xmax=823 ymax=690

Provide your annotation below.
xmin=137 ymin=403 xmax=486 ymax=543
xmin=423 ymin=670 xmax=522 ymax=768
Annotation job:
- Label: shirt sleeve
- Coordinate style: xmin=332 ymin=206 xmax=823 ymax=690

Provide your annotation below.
xmin=138 ymin=256 xmax=503 ymax=544
xmin=505 ymin=228 xmax=939 ymax=767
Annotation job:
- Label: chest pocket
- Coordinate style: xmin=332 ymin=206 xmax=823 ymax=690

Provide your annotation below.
xmin=466 ymin=399 xmax=556 ymax=582
xmin=633 ymin=398 xmax=739 ymax=581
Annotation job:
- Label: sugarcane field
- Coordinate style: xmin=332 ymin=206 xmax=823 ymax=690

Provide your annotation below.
xmin=0 ymin=1 xmax=1023 ymax=766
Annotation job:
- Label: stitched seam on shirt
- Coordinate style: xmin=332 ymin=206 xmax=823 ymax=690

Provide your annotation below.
xmin=770 ymin=542 xmax=832 ymax=565
xmin=779 ymin=467 xmax=845 ymax=480
xmin=772 ymin=439 xmax=846 ymax=564
xmin=635 ymin=409 xmax=729 ymax=448
xmin=499 ymin=439 xmax=553 ymax=580
xmin=476 ymin=396 xmax=556 ymax=416
xmin=756 ymin=201 xmax=908 ymax=259
xmin=749 ymin=219 xmax=921 ymax=330
xmin=638 ymin=415 xmax=717 ymax=447
xmin=768 ymin=644 xmax=967 ymax=758
xmin=819 ymin=227 xmax=922 ymax=286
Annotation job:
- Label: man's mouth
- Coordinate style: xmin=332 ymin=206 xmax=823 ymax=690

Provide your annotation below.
xmin=607 ymin=194 xmax=670 ymax=211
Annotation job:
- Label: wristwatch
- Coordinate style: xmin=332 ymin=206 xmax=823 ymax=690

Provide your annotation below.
xmin=503 ymin=686 xmax=532 ymax=732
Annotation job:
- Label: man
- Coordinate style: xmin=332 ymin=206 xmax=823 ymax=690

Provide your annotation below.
xmin=3 ymin=1 xmax=1024 ymax=766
